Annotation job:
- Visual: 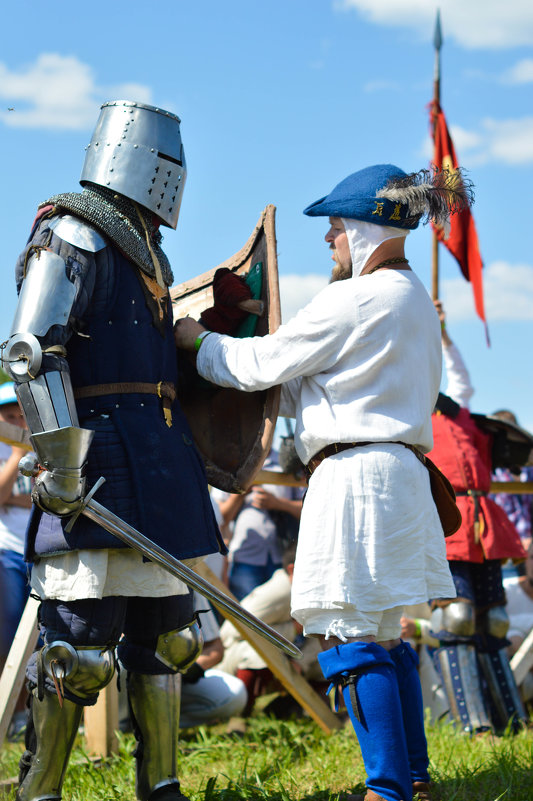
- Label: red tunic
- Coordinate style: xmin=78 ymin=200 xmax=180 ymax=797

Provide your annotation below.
xmin=427 ymin=408 xmax=525 ymax=563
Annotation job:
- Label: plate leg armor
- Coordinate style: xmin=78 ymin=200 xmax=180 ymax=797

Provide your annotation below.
xmin=128 ymin=673 xmax=187 ymax=801
xmin=17 ymin=642 xmax=115 ymax=801
xmin=127 ymin=622 xmax=202 ymax=801
xmin=435 ymin=645 xmax=492 ymax=733
xmin=477 ymin=649 xmax=527 ymax=731
xmin=318 ymin=642 xmax=412 ymax=801
xmin=476 ymin=605 xmax=526 ymax=731
xmin=17 ymin=692 xmax=83 ymax=801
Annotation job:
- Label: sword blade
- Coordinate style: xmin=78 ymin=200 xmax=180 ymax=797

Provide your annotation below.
xmin=82 ymin=498 xmax=301 ymax=660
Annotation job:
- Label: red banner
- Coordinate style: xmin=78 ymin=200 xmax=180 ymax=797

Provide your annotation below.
xmin=430 ymin=102 xmax=488 ymax=338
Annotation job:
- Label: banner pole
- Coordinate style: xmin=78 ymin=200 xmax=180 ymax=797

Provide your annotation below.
xmin=431 ymin=10 xmax=442 ymax=301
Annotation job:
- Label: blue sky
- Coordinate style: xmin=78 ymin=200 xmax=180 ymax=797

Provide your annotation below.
xmin=1 ymin=1 xmax=532 ymax=429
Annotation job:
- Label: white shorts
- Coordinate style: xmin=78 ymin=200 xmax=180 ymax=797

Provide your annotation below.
xmin=303 ymin=604 xmax=404 ymax=642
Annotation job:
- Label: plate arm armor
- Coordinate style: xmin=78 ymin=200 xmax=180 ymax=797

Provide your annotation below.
xmin=2 ymin=217 xmax=106 ymax=516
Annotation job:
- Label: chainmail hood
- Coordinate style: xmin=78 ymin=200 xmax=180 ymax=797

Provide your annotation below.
xmin=41 ymin=184 xmax=174 ymax=286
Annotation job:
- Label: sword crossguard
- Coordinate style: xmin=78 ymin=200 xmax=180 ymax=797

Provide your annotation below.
xmin=64 ymin=476 xmax=106 ymax=533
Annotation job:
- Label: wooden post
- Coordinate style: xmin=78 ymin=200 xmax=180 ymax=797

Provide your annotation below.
xmin=194 ymin=563 xmax=341 ymax=733
xmin=84 ymin=681 xmax=119 ymax=757
xmin=510 ymin=627 xmax=533 ymax=687
xmin=0 ymin=595 xmax=40 ymax=748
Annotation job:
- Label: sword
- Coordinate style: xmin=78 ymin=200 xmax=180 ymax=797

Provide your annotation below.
xmin=64 ymin=478 xmax=301 ymax=660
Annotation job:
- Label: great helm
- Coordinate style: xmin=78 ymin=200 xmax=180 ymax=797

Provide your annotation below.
xmin=80 ymin=100 xmax=186 ymax=229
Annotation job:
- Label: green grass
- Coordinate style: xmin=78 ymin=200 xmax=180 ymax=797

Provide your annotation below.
xmin=2 ymin=712 xmax=533 ymax=801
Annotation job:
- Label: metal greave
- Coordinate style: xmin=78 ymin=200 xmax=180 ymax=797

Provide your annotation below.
xmin=436 ymin=644 xmax=492 ymax=733
xmin=477 ymin=648 xmax=527 ymax=730
xmin=16 ymin=689 xmax=83 ymax=801
xmin=128 ymin=672 xmax=183 ymax=801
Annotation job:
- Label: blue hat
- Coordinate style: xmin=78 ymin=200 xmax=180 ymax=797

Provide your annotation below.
xmin=303 ymin=164 xmax=420 ymax=229
xmin=0 ymin=382 xmax=17 ymax=406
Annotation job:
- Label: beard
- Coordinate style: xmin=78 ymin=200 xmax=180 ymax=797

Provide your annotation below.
xmin=329 ymin=254 xmax=353 ymax=283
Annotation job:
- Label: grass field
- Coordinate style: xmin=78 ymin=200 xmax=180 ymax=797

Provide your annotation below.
xmin=2 ymin=710 xmax=533 ymax=801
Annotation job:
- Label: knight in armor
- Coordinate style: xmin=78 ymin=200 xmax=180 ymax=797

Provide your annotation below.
xmin=2 ymin=100 xmax=225 ymax=801
xmin=428 ymin=301 xmax=528 ymax=734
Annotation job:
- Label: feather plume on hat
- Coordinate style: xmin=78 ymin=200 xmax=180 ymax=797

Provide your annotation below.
xmin=376 ymin=165 xmax=474 ymax=228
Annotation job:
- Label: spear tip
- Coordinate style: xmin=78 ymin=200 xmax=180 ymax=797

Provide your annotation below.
xmin=434 ymin=8 xmax=443 ymax=51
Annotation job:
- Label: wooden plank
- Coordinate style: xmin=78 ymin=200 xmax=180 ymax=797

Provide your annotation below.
xmin=194 ymin=563 xmax=340 ymax=734
xmin=0 ymin=595 xmax=40 ymax=749
xmin=0 ymin=419 xmax=32 ymax=451
xmin=510 ymin=626 xmax=533 ymax=687
xmin=83 ymin=680 xmax=119 ymax=757
xmin=490 ymin=481 xmax=533 ymax=494
xmin=256 ymin=471 xmax=533 ymax=495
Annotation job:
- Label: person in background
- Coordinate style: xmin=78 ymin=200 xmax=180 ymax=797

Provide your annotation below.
xmin=0 ymin=381 xmax=32 ymax=738
xmin=490 ymin=409 xmax=533 ymax=553
xmin=428 ymin=301 xmax=527 ymax=734
xmin=218 ymin=541 xmax=321 ymax=717
xmin=503 ymin=540 xmax=533 ymax=707
xmin=178 ymin=590 xmax=247 ymax=728
xmin=214 ymin=449 xmax=303 ymax=601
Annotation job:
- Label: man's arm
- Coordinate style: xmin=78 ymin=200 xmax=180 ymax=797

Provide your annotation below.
xmin=0 ymin=446 xmax=28 ymax=506
xmin=435 ymin=299 xmax=474 ymax=409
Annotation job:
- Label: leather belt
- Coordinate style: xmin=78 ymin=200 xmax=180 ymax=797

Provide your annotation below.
xmin=74 ymin=381 xmax=176 ymax=427
xmin=305 ymin=440 xmax=422 ymax=481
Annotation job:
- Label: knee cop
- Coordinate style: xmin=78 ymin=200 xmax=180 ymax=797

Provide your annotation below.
xmin=432 ymin=600 xmax=475 ymax=641
xmin=39 ymin=640 xmax=116 ymax=703
xmin=478 ymin=605 xmax=510 ymax=640
xmin=155 ymin=619 xmax=203 ymax=672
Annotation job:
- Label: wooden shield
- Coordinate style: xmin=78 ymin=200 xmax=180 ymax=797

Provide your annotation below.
xmin=170 ymin=205 xmax=281 ymax=493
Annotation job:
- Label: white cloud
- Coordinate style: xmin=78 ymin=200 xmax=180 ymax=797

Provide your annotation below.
xmin=337 ymin=0 xmax=533 ymax=49
xmin=279 ymin=274 xmax=329 ymax=322
xmin=422 ymin=117 xmax=533 ymax=166
xmin=483 ymin=117 xmax=533 ymax=164
xmin=281 ymin=261 xmax=533 ymax=326
xmin=502 ymin=58 xmax=533 ymax=84
xmin=0 ymin=54 xmax=152 ymax=130
xmin=442 ymin=261 xmax=533 ymax=322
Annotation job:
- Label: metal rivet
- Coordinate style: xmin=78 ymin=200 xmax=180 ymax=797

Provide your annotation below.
xmin=134 ymin=320 xmax=138 ymax=325
xmin=134 ymin=144 xmax=138 ymax=148
xmin=90 ymin=409 xmax=94 ymax=413
xmin=116 ymin=404 xmax=119 ymax=408
xmin=108 ymin=320 xmax=112 ymax=325
xmin=109 ymin=168 xmax=114 ymax=172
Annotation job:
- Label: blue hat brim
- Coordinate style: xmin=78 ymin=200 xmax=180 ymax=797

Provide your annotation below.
xmin=303 ymin=164 xmax=420 ymax=229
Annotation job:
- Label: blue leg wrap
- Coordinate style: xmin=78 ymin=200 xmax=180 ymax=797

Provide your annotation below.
xmin=389 ymin=642 xmax=430 ymax=785
xmin=318 ymin=642 xmax=412 ymax=801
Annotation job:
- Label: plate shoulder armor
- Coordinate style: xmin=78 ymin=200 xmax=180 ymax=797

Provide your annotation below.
xmin=49 ymin=214 xmax=107 ymax=253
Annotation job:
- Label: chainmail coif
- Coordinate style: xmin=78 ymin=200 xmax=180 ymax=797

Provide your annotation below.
xmin=41 ymin=184 xmax=174 ymax=286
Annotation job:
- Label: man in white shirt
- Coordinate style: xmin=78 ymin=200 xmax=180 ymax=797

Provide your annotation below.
xmin=176 ymin=164 xmax=470 ymax=801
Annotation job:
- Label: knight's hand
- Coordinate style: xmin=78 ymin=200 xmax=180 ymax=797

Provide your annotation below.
xmin=28 ymin=426 xmax=94 ymax=518
xmin=31 ymin=467 xmax=87 ymax=518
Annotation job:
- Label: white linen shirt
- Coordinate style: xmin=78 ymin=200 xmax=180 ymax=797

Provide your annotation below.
xmin=198 ymin=271 xmax=440 ymax=463
xmin=197 ymin=269 xmax=456 ymax=636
